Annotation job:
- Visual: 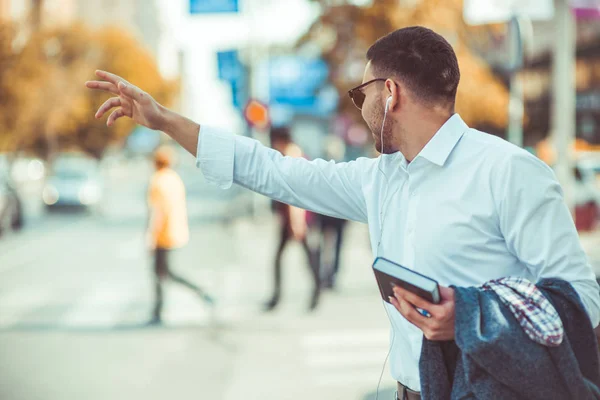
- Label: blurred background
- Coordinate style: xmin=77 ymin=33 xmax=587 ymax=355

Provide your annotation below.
xmin=0 ymin=0 xmax=599 ymax=399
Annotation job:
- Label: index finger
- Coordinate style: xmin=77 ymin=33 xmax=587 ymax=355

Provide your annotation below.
xmin=390 ymin=295 xmax=428 ymax=325
xmin=393 ymin=285 xmax=434 ymax=311
xmin=95 ymin=70 xmax=127 ymax=86
xmin=85 ymin=81 xmax=119 ymax=95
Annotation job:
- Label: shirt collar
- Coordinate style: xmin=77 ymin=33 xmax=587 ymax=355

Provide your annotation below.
xmin=416 ymin=114 xmax=468 ymax=167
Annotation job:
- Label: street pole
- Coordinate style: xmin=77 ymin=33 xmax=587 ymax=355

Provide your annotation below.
xmin=507 ymin=15 xmax=525 ymax=148
xmin=552 ymin=0 xmax=577 ymax=217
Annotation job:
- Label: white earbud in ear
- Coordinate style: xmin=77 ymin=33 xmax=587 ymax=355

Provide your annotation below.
xmin=385 ymin=96 xmax=392 ymax=112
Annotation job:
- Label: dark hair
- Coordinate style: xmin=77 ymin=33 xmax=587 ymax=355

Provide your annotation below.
xmin=366 ymin=26 xmax=460 ymax=108
xmin=270 ymin=126 xmax=292 ymax=143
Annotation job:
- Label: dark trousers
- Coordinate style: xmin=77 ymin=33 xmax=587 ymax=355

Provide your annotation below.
xmin=268 ymin=221 xmax=321 ymax=308
xmin=318 ymin=215 xmax=345 ymax=287
xmin=152 ymin=248 xmax=207 ymax=319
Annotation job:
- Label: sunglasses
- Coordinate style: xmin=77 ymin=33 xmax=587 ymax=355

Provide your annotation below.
xmin=348 ymin=78 xmax=386 ymax=110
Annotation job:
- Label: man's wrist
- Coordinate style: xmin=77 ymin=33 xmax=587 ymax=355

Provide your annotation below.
xmin=156 ymin=105 xmax=201 ymax=157
xmin=156 ymin=104 xmax=173 ymax=133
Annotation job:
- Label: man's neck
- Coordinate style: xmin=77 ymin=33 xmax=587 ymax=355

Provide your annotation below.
xmin=397 ymin=112 xmax=453 ymax=163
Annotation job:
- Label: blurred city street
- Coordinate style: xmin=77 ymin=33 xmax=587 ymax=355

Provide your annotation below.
xmin=0 ymin=154 xmax=399 ymax=400
xmin=2 ymin=0 xmax=600 ymax=399
xmin=1 ymin=153 xmax=600 ymax=400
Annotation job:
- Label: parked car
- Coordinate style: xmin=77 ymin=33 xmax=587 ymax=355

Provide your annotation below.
xmin=0 ymin=169 xmax=24 ymax=236
xmin=43 ymin=155 xmax=103 ymax=211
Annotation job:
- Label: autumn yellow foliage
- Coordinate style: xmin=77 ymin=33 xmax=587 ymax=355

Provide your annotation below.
xmin=302 ymin=0 xmax=509 ymax=129
xmin=0 ymin=23 xmax=177 ymax=158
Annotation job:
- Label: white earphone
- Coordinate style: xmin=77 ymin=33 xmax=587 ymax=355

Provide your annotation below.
xmin=381 ymin=96 xmax=392 ymax=156
xmin=375 ymin=93 xmax=397 ymax=400
xmin=377 ymin=95 xmax=394 ymax=233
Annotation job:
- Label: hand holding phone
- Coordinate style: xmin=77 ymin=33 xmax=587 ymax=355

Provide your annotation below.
xmin=376 ymin=260 xmax=456 ymax=341
xmin=372 ymin=257 xmax=440 ymax=307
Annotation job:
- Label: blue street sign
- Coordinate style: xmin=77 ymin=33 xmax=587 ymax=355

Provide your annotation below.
xmin=216 ymin=50 xmax=247 ymax=110
xmin=217 ymin=50 xmax=243 ymax=82
xmin=268 ymin=57 xmax=329 ymax=108
xmin=190 ymin=0 xmax=239 ymax=14
xmin=230 ymin=78 xmax=247 ymax=109
xmin=268 ymin=57 xmax=337 ymax=117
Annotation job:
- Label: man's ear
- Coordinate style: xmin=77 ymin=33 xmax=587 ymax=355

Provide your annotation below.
xmin=385 ymin=79 xmax=400 ymax=112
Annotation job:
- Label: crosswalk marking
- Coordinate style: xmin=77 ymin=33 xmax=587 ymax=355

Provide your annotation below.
xmin=61 ymin=284 xmax=144 ymax=327
xmin=301 ymin=329 xmax=389 ymax=347
xmin=299 ymin=328 xmax=393 ymax=388
xmin=0 ymin=287 xmax=57 ymax=328
xmin=0 ymin=282 xmax=220 ymax=329
xmin=116 ymin=236 xmax=146 ymax=261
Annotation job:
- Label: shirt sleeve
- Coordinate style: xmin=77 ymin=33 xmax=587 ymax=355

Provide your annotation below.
xmin=495 ymin=151 xmax=600 ymax=327
xmin=195 ymin=126 xmax=371 ymax=223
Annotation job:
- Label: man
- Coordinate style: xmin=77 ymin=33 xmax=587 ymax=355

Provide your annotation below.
xmin=147 ymin=146 xmax=213 ymax=325
xmin=87 ymin=26 xmax=600 ymax=398
xmin=266 ymin=126 xmax=321 ymax=311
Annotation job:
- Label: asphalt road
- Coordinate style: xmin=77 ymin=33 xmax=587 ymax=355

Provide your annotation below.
xmin=2 ymin=152 xmax=599 ymax=400
xmin=0 ymin=154 xmax=397 ymax=400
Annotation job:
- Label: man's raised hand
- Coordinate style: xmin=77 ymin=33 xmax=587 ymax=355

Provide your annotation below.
xmin=85 ymin=70 xmax=165 ymax=130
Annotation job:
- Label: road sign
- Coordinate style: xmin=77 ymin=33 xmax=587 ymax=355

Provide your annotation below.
xmin=266 ymin=56 xmax=337 ymax=117
xmin=268 ymin=57 xmax=328 ymax=108
xmin=217 ymin=50 xmax=243 ymax=82
xmin=190 ymin=0 xmax=239 ymax=14
xmin=230 ymin=78 xmax=247 ymax=109
xmin=463 ymin=0 xmax=554 ymax=25
xmin=216 ymin=50 xmax=247 ymax=109
xmin=244 ymin=100 xmax=270 ymax=130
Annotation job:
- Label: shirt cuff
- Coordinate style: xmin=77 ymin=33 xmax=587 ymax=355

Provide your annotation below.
xmin=195 ymin=125 xmax=235 ymax=190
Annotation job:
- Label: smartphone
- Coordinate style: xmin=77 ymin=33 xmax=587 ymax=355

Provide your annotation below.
xmin=372 ymin=257 xmax=440 ymax=316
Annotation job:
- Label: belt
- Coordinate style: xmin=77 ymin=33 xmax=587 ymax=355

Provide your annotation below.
xmin=397 ymin=382 xmax=421 ymax=400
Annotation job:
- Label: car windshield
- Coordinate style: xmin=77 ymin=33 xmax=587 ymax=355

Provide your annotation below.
xmin=52 ymin=156 xmax=97 ymax=180
xmin=53 ymin=168 xmax=92 ymax=180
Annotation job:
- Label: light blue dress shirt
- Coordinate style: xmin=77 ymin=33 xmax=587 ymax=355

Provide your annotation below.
xmin=196 ymin=114 xmax=600 ymax=391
